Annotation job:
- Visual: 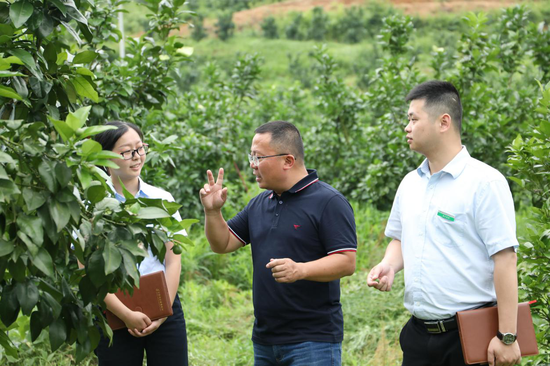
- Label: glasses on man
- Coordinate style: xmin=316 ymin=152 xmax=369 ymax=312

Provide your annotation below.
xmin=248 ymin=153 xmax=289 ymax=166
xmin=120 ymin=144 xmax=149 ymax=160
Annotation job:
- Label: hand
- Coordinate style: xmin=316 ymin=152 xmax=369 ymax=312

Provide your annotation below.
xmin=199 ymin=169 xmax=228 ymax=213
xmin=266 ymin=258 xmax=304 ymax=283
xmin=367 ymin=262 xmax=395 ymax=291
xmin=128 ymin=317 xmax=167 ymax=338
xmin=123 ymin=310 xmax=152 ymax=332
xmin=487 ymin=336 xmax=521 ymax=366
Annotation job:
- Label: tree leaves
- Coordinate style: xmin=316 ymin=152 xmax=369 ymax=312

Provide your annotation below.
xmin=33 ymin=248 xmax=54 ymax=277
xmin=9 ymin=1 xmax=33 ymax=28
xmin=71 ymin=76 xmax=98 ymax=102
xmin=102 ymin=242 xmax=121 ymax=275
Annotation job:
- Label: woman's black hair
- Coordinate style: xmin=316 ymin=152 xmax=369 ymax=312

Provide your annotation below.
xmin=93 ymin=121 xmax=144 ymax=151
xmin=93 ymin=121 xmax=144 ymax=175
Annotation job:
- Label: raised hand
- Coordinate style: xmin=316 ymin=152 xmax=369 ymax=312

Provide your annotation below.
xmin=199 ymin=168 xmax=228 ymax=212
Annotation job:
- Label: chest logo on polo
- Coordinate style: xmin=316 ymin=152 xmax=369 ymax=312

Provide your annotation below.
xmin=294 ymin=225 xmax=301 ymax=230
xmin=437 ymin=210 xmax=455 ymax=222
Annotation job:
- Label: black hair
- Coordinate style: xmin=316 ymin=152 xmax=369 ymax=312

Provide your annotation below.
xmin=93 ymin=121 xmax=144 ymax=151
xmin=93 ymin=121 xmax=144 ymax=174
xmin=255 ymin=121 xmax=305 ymax=164
xmin=405 ymin=80 xmax=463 ymax=133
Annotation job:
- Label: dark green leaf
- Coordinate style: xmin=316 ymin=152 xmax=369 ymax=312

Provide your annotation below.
xmin=120 ymin=248 xmax=139 ymax=283
xmin=49 ymin=317 xmax=67 ymax=351
xmin=0 ymin=329 xmax=17 ymax=357
xmin=42 ymin=292 xmax=62 ymax=319
xmin=38 ymin=160 xmax=57 ymax=193
xmin=73 ymin=51 xmax=97 ymax=64
xmin=0 ymin=286 xmax=19 ymax=327
xmin=30 ymin=311 xmax=43 ymax=341
xmin=38 ymin=205 xmax=59 ymax=243
xmin=72 ymin=75 xmax=98 ymax=102
xmin=33 ymin=248 xmax=54 ymax=277
xmin=9 ymin=1 xmax=33 ymax=28
xmin=102 ymin=242 xmax=122 ymax=275
xmin=0 ymin=151 xmax=16 ymax=164
xmin=17 ymin=214 xmax=44 ymax=246
xmin=8 ymin=259 xmax=26 ymax=282
xmin=78 ymin=275 xmax=96 ymax=306
xmin=16 ymin=280 xmax=38 ymax=315
xmin=8 ymin=49 xmax=42 ymax=80
xmin=17 ymin=231 xmax=39 ymax=256
xmin=22 ymin=188 xmax=47 ymax=211
xmin=47 ymin=0 xmax=67 ymax=16
xmin=49 ymin=199 xmax=71 ymax=232
xmin=87 ymin=250 xmax=105 ymax=287
xmin=37 ymin=13 xmax=53 ymax=38
xmin=11 ymin=76 xmax=27 ymax=98
xmin=86 ymin=184 xmax=107 ymax=204
xmin=55 ymin=162 xmax=72 ymax=187
xmin=0 ymin=239 xmax=14 ymax=257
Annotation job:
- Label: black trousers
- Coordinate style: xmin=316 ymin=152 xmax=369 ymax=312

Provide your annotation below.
xmin=400 ymin=316 xmax=482 ymax=366
xmin=95 ymin=295 xmax=188 ymax=366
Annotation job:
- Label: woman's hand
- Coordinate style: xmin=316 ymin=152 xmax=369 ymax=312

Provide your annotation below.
xmin=123 ymin=311 xmax=152 ymax=332
xmin=127 ymin=317 xmax=167 ymax=338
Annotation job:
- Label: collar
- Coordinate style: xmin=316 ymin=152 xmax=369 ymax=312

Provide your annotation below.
xmin=417 ymin=146 xmax=470 ymax=179
xmin=268 ymin=169 xmax=319 ymax=199
xmin=109 ymin=177 xmax=149 ymax=201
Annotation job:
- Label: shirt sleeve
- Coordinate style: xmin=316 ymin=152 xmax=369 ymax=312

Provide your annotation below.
xmin=227 ymin=203 xmax=250 ymax=245
xmin=385 ymin=183 xmax=403 ymax=241
xmin=474 ymin=179 xmax=519 ymax=256
xmin=319 ymin=195 xmax=357 ymax=255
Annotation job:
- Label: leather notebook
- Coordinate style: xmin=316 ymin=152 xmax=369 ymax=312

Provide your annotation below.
xmin=106 ymin=271 xmax=173 ymax=330
xmin=457 ymin=301 xmax=539 ymax=364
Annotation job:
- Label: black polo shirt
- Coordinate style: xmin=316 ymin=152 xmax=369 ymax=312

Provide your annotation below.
xmin=227 ymin=169 xmax=357 ymax=345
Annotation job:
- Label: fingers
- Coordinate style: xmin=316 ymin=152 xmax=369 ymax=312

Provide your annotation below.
xmin=266 ymin=258 xmax=283 ymax=269
xmin=367 ymin=266 xmax=381 ymax=287
xmin=221 ymin=187 xmax=228 ymax=202
xmin=487 ymin=345 xmax=495 ymax=366
xmin=207 ymin=169 xmax=215 ymax=186
xmin=216 ymin=168 xmax=224 ymax=186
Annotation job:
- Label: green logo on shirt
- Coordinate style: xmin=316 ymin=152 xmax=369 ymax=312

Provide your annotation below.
xmin=437 ymin=211 xmax=455 ymax=222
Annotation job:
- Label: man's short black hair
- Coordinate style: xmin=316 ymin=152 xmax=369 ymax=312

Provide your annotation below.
xmin=255 ymin=121 xmax=305 ymax=164
xmin=405 ymin=80 xmax=462 ymax=133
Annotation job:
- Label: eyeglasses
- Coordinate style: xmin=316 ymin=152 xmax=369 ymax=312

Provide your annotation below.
xmin=119 ymin=144 xmax=149 ymax=160
xmin=248 ymin=153 xmax=289 ymax=166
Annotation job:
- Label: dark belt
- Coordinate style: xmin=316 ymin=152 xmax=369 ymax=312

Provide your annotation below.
xmin=413 ymin=315 xmax=458 ymax=334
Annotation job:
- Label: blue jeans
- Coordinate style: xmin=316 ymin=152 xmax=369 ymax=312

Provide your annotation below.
xmin=253 ymin=341 xmax=342 ymax=366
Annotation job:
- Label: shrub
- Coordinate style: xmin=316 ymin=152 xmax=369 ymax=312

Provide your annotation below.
xmin=261 ymin=16 xmax=279 ymax=39
xmin=215 ymin=11 xmax=235 ymax=41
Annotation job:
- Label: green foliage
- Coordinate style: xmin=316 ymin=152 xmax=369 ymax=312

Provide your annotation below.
xmin=0 ymin=0 xmax=195 ymax=362
xmin=307 ymin=7 xmax=329 ymax=41
xmin=285 ymin=12 xmax=304 ymax=41
xmin=215 ymin=11 xmax=235 ymax=41
xmin=508 ymin=81 xmax=550 ymax=364
xmin=191 ymin=15 xmax=208 ymax=42
xmin=260 ymin=16 xmax=278 ymax=39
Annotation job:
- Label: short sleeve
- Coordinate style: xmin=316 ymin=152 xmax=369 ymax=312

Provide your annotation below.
xmin=385 ymin=183 xmax=402 ymax=241
xmin=227 ymin=203 xmax=250 ymax=245
xmin=319 ymin=195 xmax=357 ymax=255
xmin=474 ymin=179 xmax=519 ymax=256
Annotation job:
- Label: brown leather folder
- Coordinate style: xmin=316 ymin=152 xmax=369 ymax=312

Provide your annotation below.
xmin=105 ymin=271 xmax=173 ymax=330
xmin=457 ymin=301 xmax=539 ymax=364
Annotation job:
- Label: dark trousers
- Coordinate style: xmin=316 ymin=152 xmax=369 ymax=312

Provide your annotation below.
xmin=95 ymin=295 xmax=188 ymax=366
xmin=400 ymin=316 xmax=482 ymax=366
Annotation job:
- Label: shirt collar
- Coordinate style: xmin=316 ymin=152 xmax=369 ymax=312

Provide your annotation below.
xmin=268 ymin=169 xmax=319 ymax=199
xmin=109 ymin=177 xmax=149 ymax=202
xmin=417 ymin=146 xmax=470 ymax=179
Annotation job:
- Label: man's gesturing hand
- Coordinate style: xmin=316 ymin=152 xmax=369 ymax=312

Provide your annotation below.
xmin=199 ymin=169 xmax=228 ymax=212
xmin=367 ymin=262 xmax=395 ymax=292
xmin=266 ymin=258 xmax=304 ymax=283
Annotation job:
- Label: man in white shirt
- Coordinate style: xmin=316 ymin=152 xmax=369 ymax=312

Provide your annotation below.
xmin=367 ymin=80 xmax=522 ymax=366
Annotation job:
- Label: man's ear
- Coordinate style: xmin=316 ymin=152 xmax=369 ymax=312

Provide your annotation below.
xmin=439 ymin=113 xmax=453 ymax=133
xmin=283 ymin=154 xmax=295 ymax=170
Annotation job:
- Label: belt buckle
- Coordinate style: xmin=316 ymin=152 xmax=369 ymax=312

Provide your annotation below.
xmin=424 ymin=320 xmax=446 ymax=334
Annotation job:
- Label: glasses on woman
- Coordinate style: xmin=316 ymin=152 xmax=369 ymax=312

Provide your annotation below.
xmin=248 ymin=153 xmax=289 ymax=166
xmin=120 ymin=144 xmax=149 ymax=160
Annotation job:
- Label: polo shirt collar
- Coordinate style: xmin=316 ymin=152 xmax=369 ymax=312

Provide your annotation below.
xmin=417 ymin=146 xmax=470 ymax=179
xmin=268 ymin=169 xmax=319 ymax=199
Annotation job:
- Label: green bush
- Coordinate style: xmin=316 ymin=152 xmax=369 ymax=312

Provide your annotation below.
xmin=261 ymin=16 xmax=278 ymax=39
xmin=307 ymin=7 xmax=329 ymax=41
xmin=191 ymin=14 xmax=208 ymax=42
xmin=215 ymin=11 xmax=235 ymax=41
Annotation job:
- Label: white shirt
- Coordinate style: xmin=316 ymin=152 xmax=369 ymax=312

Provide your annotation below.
xmin=112 ymin=178 xmax=186 ymax=275
xmin=385 ymin=147 xmax=519 ymax=320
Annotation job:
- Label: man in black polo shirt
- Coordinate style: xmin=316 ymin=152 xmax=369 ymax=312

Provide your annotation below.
xmin=199 ymin=121 xmax=357 ymax=365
